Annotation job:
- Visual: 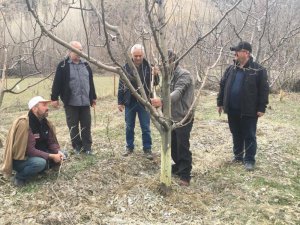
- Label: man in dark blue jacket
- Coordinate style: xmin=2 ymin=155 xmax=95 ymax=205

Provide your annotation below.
xmin=51 ymin=41 xmax=97 ymax=155
xmin=118 ymin=44 xmax=159 ymax=159
xmin=217 ymin=41 xmax=269 ymax=171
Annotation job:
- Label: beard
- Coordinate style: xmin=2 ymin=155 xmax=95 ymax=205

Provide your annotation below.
xmin=38 ymin=110 xmax=48 ymax=119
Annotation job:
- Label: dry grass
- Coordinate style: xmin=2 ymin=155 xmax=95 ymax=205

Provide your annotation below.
xmin=0 ymin=86 xmax=299 ymax=224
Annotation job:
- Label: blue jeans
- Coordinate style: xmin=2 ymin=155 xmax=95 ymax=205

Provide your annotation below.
xmin=125 ymin=101 xmax=152 ymax=151
xmin=228 ymin=114 xmax=258 ymax=163
xmin=13 ymin=157 xmax=47 ymax=181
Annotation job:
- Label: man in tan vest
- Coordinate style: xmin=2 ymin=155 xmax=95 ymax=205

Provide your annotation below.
xmin=1 ymin=96 xmax=67 ymax=186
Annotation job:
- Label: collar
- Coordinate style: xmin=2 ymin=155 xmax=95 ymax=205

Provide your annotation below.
xmin=67 ymin=58 xmax=86 ymax=64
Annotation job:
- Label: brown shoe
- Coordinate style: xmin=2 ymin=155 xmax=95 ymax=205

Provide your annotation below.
xmin=179 ymin=179 xmax=190 ymax=186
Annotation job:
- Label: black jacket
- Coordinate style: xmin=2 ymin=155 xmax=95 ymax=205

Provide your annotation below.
xmin=117 ymin=59 xmax=159 ymax=106
xmin=51 ymin=58 xmax=97 ymax=106
xmin=217 ymin=57 xmax=269 ymax=117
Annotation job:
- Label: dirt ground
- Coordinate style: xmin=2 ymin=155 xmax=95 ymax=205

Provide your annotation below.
xmin=0 ymin=92 xmax=299 ymax=225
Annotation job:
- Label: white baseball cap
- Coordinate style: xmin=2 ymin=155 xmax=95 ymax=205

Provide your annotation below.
xmin=28 ymin=96 xmax=51 ymax=110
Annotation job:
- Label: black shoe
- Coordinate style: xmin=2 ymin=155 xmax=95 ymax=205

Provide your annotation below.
xmin=74 ymin=146 xmax=82 ymax=155
xmin=85 ymin=150 xmax=93 ymax=155
xmin=244 ymin=162 xmax=255 ymax=171
xmin=144 ymin=151 xmax=153 ymax=160
xmin=13 ymin=177 xmax=26 ymax=187
xmin=83 ymin=147 xmax=93 ymax=155
xmin=122 ymin=148 xmax=133 ymax=157
xmin=231 ymin=157 xmax=243 ymax=163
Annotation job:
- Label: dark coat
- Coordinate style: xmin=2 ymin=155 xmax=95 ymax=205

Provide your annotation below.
xmin=217 ymin=57 xmax=269 ymax=117
xmin=51 ymin=57 xmax=97 ymax=106
xmin=118 ymin=59 xmax=159 ymax=106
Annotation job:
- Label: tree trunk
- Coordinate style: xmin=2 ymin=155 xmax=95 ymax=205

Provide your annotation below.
xmin=157 ymin=0 xmax=172 ymax=189
xmin=0 ymin=47 xmax=8 ymax=108
xmin=159 ymin=129 xmax=172 ymax=189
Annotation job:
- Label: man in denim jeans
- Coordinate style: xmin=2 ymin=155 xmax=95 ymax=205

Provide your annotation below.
xmin=117 ymin=44 xmax=159 ymax=160
xmin=1 ymin=96 xmax=67 ymax=186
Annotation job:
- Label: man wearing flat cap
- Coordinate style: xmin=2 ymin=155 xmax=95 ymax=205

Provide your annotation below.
xmin=217 ymin=41 xmax=269 ymax=171
xmin=1 ymin=96 xmax=67 ymax=186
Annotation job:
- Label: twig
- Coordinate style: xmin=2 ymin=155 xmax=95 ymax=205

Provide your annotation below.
xmin=50 ymin=184 xmax=75 ymax=225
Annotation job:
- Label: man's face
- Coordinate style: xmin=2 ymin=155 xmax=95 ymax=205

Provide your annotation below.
xmin=33 ymin=102 xmax=49 ymax=119
xmin=235 ymin=49 xmax=249 ymax=63
xmin=69 ymin=43 xmax=83 ymax=63
xmin=132 ymin=49 xmax=144 ymax=66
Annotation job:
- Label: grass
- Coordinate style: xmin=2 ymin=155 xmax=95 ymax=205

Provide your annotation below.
xmin=2 ymin=75 xmax=119 ymax=109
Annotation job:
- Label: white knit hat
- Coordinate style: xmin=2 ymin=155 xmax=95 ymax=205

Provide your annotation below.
xmin=28 ymin=96 xmax=51 ymax=110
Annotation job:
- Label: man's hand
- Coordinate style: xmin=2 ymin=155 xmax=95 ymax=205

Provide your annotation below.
xmin=151 ymin=98 xmax=162 ymax=108
xmin=257 ymin=112 xmax=265 ymax=117
xmin=58 ymin=151 xmax=67 ymax=160
xmin=152 ymin=65 xmax=159 ymax=76
xmin=49 ymin=153 xmax=62 ymax=163
xmin=218 ymin=106 xmax=223 ymax=116
xmin=51 ymin=100 xmax=59 ymax=108
xmin=92 ymin=99 xmax=97 ymax=107
xmin=118 ymin=104 xmax=125 ymax=112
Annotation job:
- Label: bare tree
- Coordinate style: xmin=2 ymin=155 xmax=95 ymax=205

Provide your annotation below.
xmin=0 ymin=3 xmax=63 ymax=107
xmin=22 ymin=0 xmax=246 ymax=191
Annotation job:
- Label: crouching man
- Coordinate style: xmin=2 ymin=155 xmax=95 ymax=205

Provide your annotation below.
xmin=1 ymin=96 xmax=67 ymax=186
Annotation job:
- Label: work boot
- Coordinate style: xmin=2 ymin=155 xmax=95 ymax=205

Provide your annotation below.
xmin=144 ymin=150 xmax=153 ymax=160
xmin=84 ymin=147 xmax=94 ymax=155
xmin=179 ymin=179 xmax=190 ymax=187
xmin=13 ymin=177 xmax=26 ymax=187
xmin=244 ymin=162 xmax=255 ymax=171
xmin=122 ymin=148 xmax=133 ymax=157
xmin=74 ymin=146 xmax=82 ymax=155
xmin=85 ymin=150 xmax=94 ymax=155
xmin=231 ymin=157 xmax=243 ymax=164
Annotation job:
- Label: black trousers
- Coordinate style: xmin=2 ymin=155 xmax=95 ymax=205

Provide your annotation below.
xmin=64 ymin=105 xmax=92 ymax=151
xmin=227 ymin=114 xmax=258 ymax=163
xmin=171 ymin=119 xmax=194 ymax=181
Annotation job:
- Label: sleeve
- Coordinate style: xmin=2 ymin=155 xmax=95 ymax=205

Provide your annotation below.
xmin=47 ymin=131 xmax=60 ymax=154
xmin=170 ymin=72 xmax=192 ymax=104
xmin=257 ymin=68 xmax=269 ymax=113
xmin=153 ymin=73 xmax=160 ymax=86
xmin=117 ymin=77 xmax=125 ymax=105
xmin=51 ymin=62 xmax=63 ymax=101
xmin=26 ymin=130 xmax=49 ymax=160
xmin=87 ymin=64 xmax=97 ymax=104
xmin=217 ymin=66 xmax=231 ymax=107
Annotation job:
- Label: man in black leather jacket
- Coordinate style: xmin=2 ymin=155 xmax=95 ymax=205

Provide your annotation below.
xmin=217 ymin=41 xmax=269 ymax=171
xmin=117 ymin=44 xmax=159 ymax=159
